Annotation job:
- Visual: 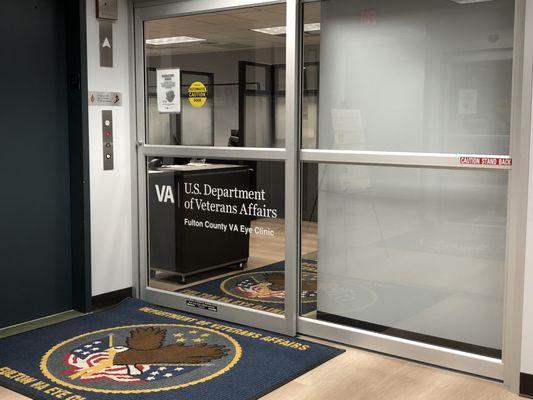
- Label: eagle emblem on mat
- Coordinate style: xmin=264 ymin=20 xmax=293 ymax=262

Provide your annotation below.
xmin=64 ymin=328 xmax=227 ymax=382
xmin=222 ymin=263 xmax=317 ymax=304
xmin=41 ymin=324 xmax=240 ymax=394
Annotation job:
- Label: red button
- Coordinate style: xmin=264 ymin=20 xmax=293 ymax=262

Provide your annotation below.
xmin=105 ymin=131 xmax=112 ymax=137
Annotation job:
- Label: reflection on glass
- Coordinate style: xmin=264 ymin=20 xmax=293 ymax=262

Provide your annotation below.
xmin=144 ymin=4 xmax=287 ymax=148
xmin=300 ymin=163 xmax=507 ymax=358
xmin=302 ymin=0 xmax=514 ymax=154
xmin=147 ymin=157 xmax=287 ymax=315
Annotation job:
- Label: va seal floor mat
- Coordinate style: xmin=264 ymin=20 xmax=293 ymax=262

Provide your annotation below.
xmin=178 ymin=260 xmax=317 ymax=316
xmin=0 ymin=298 xmax=343 ymax=400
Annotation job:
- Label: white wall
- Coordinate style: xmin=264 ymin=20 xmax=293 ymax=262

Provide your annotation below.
xmin=86 ymin=0 xmax=133 ymax=296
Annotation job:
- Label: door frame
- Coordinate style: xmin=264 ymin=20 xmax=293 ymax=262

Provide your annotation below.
xmin=129 ymin=0 xmax=533 ymax=391
xmin=67 ymin=0 xmax=92 ymax=314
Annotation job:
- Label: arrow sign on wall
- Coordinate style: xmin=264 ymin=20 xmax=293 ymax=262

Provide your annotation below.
xmin=99 ymin=20 xmax=113 ymax=67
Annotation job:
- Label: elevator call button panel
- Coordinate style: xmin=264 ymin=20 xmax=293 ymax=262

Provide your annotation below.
xmin=102 ymin=110 xmax=113 ymax=170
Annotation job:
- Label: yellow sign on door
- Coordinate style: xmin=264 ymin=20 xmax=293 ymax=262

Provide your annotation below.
xmin=188 ymin=81 xmax=207 ymax=108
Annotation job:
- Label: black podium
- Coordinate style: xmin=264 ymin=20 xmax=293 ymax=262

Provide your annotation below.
xmin=148 ymin=164 xmax=253 ymax=282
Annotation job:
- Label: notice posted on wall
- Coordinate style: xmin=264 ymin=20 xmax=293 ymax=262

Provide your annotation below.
xmin=157 ymin=68 xmax=181 ymax=113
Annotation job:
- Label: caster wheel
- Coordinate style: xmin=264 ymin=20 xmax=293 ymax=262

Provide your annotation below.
xmin=238 ymin=262 xmax=245 ymax=270
xmin=180 ymin=276 xmax=186 ymax=284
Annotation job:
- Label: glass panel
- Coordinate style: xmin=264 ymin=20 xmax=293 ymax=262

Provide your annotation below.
xmin=147 ymin=157 xmax=286 ymax=315
xmin=302 ymin=0 xmax=514 ymax=154
xmin=300 ymin=163 xmax=508 ymax=358
xmin=144 ymin=4 xmax=287 ymax=147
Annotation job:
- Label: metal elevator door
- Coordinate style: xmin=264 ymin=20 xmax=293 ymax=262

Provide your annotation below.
xmin=0 ymin=0 xmax=73 ymax=328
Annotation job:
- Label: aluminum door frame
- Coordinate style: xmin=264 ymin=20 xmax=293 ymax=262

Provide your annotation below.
xmin=132 ymin=0 xmax=298 ymax=336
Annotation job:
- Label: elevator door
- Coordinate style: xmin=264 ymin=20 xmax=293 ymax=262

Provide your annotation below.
xmin=0 ymin=0 xmax=74 ymax=327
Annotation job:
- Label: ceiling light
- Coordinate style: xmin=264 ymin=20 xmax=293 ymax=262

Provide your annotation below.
xmin=145 ymin=36 xmax=206 ymax=45
xmin=449 ymin=0 xmax=494 ymax=4
xmin=303 ymin=23 xmax=321 ymax=32
xmin=251 ymin=26 xmax=286 ymax=35
xmin=251 ymin=23 xmax=320 ymax=35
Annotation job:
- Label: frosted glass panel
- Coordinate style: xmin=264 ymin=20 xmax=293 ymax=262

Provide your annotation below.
xmin=245 ymin=96 xmax=272 ymax=147
xmin=180 ymin=100 xmax=214 ymax=146
xmin=275 ymin=97 xmax=285 ymax=147
xmin=147 ymin=97 xmax=172 ymax=145
xmin=302 ymin=0 xmax=514 ymax=154
xmin=301 ymin=164 xmax=507 ymax=357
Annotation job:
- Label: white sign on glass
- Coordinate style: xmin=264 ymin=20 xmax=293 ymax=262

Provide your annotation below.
xmin=157 ymin=68 xmax=181 ymax=113
xmin=331 ymin=109 xmax=365 ymax=147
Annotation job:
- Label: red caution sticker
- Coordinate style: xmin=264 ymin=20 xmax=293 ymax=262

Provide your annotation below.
xmin=459 ymin=157 xmax=512 ymax=166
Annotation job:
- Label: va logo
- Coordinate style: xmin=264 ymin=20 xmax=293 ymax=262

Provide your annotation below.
xmin=155 ymin=185 xmax=175 ymax=203
xmin=40 ymin=324 xmax=241 ymax=394
xmin=221 ymin=263 xmax=318 ymax=304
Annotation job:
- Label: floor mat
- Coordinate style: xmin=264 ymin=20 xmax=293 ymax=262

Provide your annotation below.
xmin=178 ymin=261 xmax=317 ymax=316
xmin=0 ymin=298 xmax=342 ymax=400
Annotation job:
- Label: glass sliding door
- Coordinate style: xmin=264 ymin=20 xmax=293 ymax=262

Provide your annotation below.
xmin=135 ymin=0 xmax=297 ymax=335
xmin=134 ymin=0 xmax=527 ymax=383
xmin=301 ymin=164 xmax=508 ymax=357
xmin=297 ymin=0 xmax=515 ymax=379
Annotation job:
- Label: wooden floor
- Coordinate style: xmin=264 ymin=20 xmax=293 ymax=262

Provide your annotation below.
xmin=0 ymin=338 xmax=519 ymax=400
xmin=263 ymin=338 xmax=519 ymax=400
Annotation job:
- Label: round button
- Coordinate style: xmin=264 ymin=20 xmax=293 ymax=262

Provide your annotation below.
xmin=105 ymin=131 xmax=112 ymax=137
xmin=105 ymin=120 xmax=111 ymax=126
xmin=106 ymin=154 xmax=111 ymax=159
xmin=105 ymin=143 xmax=111 ymax=148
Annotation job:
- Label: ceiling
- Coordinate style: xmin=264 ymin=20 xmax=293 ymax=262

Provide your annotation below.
xmin=144 ymin=3 xmax=320 ymax=57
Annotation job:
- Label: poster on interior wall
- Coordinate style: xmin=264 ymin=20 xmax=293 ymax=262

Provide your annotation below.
xmin=458 ymin=89 xmax=478 ymax=115
xmin=157 ymin=68 xmax=181 ymax=113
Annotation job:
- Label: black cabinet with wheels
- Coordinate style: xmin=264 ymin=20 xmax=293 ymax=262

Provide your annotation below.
xmin=148 ymin=164 xmax=252 ymax=282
